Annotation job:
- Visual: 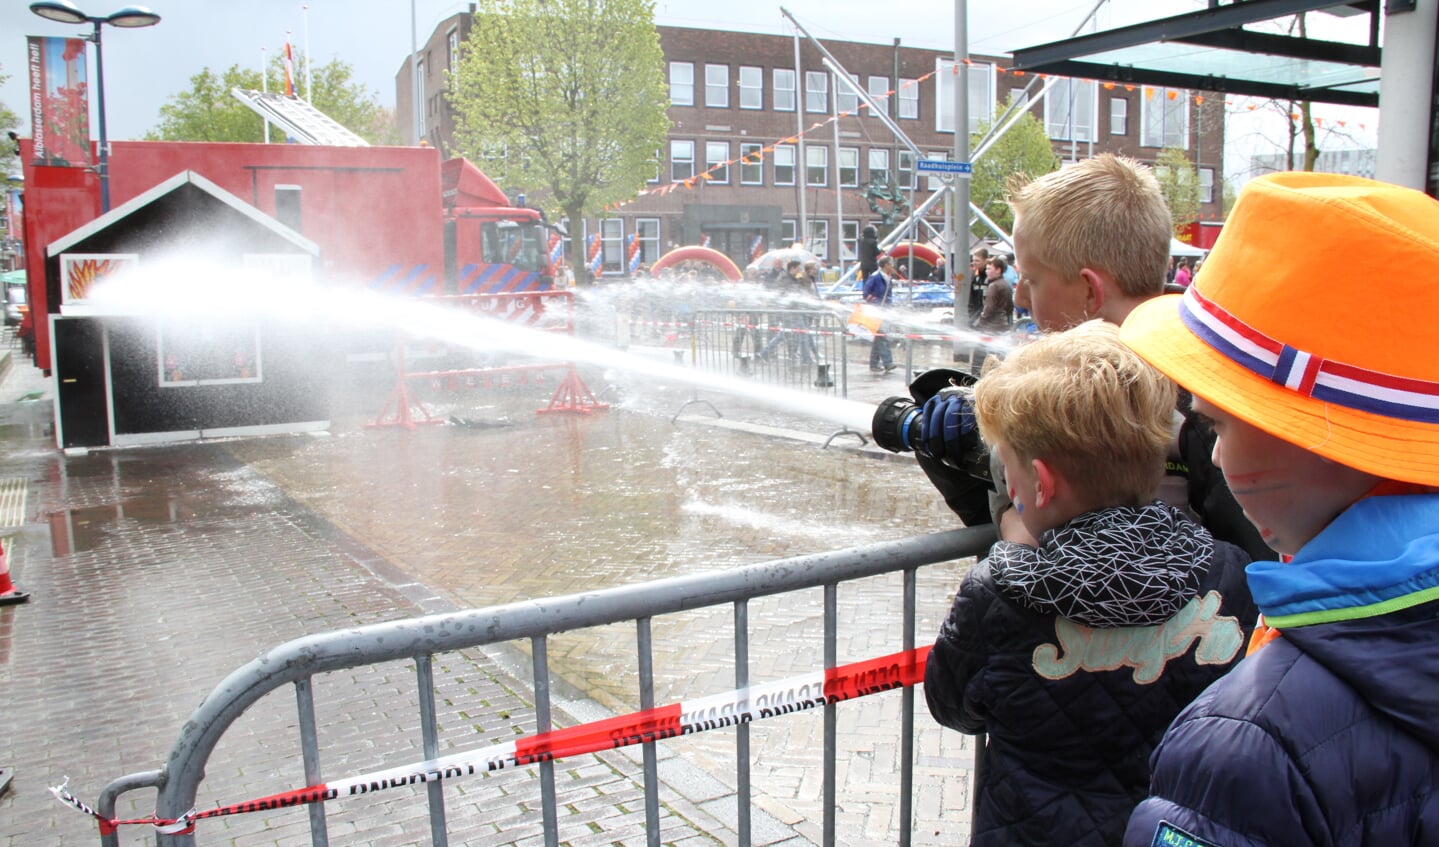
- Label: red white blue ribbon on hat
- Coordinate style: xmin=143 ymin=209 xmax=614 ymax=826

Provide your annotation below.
xmin=1178 ymin=286 xmax=1439 ymax=423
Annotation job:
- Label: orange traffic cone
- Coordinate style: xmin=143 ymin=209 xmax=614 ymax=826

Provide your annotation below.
xmin=0 ymin=534 xmax=29 ymax=606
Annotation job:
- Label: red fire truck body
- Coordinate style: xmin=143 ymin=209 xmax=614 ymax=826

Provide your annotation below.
xmin=18 ymin=140 xmax=552 ymax=371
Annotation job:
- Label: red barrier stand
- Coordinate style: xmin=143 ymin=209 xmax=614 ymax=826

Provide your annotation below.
xmin=539 ymin=367 xmax=609 ymax=415
xmin=0 ymin=534 xmax=30 ymax=607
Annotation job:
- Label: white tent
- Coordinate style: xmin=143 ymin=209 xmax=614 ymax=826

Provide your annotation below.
xmin=1170 ymin=238 xmax=1206 ymax=257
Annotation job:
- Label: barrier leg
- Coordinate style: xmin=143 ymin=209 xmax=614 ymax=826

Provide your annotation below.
xmin=538 ymin=367 xmax=609 ymax=416
xmin=0 ymin=534 xmax=29 ymax=606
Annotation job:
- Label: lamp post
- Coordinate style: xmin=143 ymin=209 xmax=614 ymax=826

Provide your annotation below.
xmin=28 ymin=0 xmax=161 ymax=213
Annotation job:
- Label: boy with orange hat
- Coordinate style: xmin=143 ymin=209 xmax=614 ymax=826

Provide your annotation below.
xmin=1119 ymin=172 xmax=1439 ymax=845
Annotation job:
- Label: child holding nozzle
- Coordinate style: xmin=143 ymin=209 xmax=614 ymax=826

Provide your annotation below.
xmin=923 ymin=319 xmax=1256 ymax=847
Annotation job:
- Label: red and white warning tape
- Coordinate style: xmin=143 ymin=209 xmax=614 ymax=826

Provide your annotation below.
xmin=53 ymin=646 xmax=931 ymax=836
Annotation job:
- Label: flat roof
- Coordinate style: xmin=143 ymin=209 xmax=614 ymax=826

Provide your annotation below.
xmin=1009 ymin=0 xmax=1381 ymax=107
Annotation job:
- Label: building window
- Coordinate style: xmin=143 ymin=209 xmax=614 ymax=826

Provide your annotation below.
xmin=782 ymin=219 xmax=797 ymax=246
xmin=636 ymin=218 xmax=660 ymax=266
xmin=840 ymin=220 xmax=859 ymax=263
xmin=600 ymin=218 xmax=624 ymax=274
xmin=705 ymin=64 xmax=729 ymax=108
xmin=806 ymin=220 xmax=829 ymax=260
xmin=868 ymin=148 xmax=891 ymax=186
xmin=416 ymin=59 xmax=426 ymax=137
xmin=1141 ymin=87 xmax=1189 ymax=149
xmin=669 ymin=62 xmax=694 ymax=106
xmin=739 ymin=142 xmax=763 ymax=185
xmin=773 ymin=68 xmax=796 ymax=112
xmin=898 ymin=149 xmax=915 ymax=189
xmin=838 ymin=147 xmax=859 ymax=187
xmin=836 ymin=72 xmax=860 ymax=114
xmin=806 ymin=145 xmax=828 ymax=186
xmin=446 ymin=27 xmax=459 ymax=70
xmin=805 ymin=71 xmax=829 ymax=113
xmin=706 ymin=141 xmax=730 ymax=184
xmin=867 ymin=76 xmax=890 ymax=116
xmin=1199 ymin=167 xmax=1215 ymax=204
xmin=739 ymin=65 xmax=763 ymax=109
xmin=670 ymin=140 xmax=695 ymax=182
xmin=936 ymin=60 xmax=994 ymax=133
xmin=648 ymin=146 xmax=661 ymax=183
xmin=1009 ymin=88 xmax=1029 ymax=110
xmin=774 ymin=144 xmax=796 ymax=185
xmin=1110 ymin=97 xmax=1128 ymax=136
xmin=898 ymin=78 xmax=919 ymax=119
xmin=1046 ymin=78 xmax=1095 ymax=141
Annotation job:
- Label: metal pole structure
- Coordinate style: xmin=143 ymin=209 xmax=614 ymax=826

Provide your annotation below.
xmin=832 ymin=69 xmax=844 ymax=274
xmin=260 ymin=46 xmax=271 ymax=144
xmin=90 ymin=18 xmax=110 ymax=212
xmin=1375 ymin=0 xmax=1438 ymax=190
xmin=303 ymin=3 xmax=313 ymax=103
xmin=792 ymin=27 xmax=807 ymax=247
xmin=952 ymin=0 xmax=969 ymax=344
xmin=411 ymin=0 xmax=421 ymax=144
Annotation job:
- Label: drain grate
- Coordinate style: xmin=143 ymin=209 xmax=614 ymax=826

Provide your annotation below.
xmin=0 ymin=478 xmax=28 ymax=529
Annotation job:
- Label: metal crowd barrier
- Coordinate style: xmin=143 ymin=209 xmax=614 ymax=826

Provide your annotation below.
xmin=94 ymin=526 xmax=994 ymax=846
xmin=691 ymin=307 xmax=849 ymax=396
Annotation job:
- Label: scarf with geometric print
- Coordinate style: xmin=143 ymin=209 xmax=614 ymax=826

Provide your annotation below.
xmin=987 ymin=502 xmax=1214 ymax=628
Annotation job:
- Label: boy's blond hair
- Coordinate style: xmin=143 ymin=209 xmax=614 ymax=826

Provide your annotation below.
xmin=972 ymin=320 xmax=1176 ymax=509
xmin=1006 ymin=155 xmax=1171 ymax=298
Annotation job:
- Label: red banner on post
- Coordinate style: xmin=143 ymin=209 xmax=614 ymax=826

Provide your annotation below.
xmin=26 ymin=35 xmax=92 ymax=169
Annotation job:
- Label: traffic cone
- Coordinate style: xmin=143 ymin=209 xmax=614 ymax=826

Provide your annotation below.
xmin=0 ymin=535 xmax=29 ymax=606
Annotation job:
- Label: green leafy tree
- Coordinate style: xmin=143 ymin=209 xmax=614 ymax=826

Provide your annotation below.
xmin=1154 ymin=146 xmax=1200 ymax=238
xmin=968 ymin=99 xmax=1060 ymax=238
xmin=0 ymin=65 xmax=22 ymax=180
xmin=148 ymin=54 xmax=397 ymax=144
xmin=448 ymin=0 xmax=670 ymax=284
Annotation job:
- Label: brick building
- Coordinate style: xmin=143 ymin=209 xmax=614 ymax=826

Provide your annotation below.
xmin=397 ymin=18 xmax=1225 ymax=276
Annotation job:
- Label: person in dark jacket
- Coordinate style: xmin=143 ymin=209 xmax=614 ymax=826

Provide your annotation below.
xmin=1119 ymin=173 xmax=1439 ymax=846
xmin=858 ymin=225 xmax=881 ymax=280
xmin=925 ymin=320 xmax=1255 ymax=847
xmin=915 ymin=154 xmax=1272 ymax=563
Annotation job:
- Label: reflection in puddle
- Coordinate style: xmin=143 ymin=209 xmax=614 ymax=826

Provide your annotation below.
xmin=47 ymin=497 xmax=196 ymax=556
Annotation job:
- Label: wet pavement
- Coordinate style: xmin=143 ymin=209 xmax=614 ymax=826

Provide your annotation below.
xmin=0 ymin=324 xmax=984 ymax=846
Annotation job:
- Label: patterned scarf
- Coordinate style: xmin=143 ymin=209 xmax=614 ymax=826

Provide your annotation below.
xmin=988 ymin=502 xmax=1215 ymax=628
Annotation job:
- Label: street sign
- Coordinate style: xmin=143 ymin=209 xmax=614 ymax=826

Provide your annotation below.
xmin=916 ymin=159 xmax=972 ymax=176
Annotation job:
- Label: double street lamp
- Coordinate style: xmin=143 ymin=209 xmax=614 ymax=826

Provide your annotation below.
xmin=28 ymin=0 xmax=161 ymax=213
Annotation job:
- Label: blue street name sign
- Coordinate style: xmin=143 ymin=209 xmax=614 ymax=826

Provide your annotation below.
xmin=916 ymin=159 xmax=973 ymax=176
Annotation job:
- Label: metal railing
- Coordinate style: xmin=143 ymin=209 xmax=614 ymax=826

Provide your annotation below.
xmin=691 ymin=307 xmax=849 ymax=396
xmin=95 ymin=526 xmax=994 ymax=846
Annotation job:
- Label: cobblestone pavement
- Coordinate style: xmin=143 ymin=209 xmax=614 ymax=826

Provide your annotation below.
xmin=0 ymin=326 xmax=983 ymax=847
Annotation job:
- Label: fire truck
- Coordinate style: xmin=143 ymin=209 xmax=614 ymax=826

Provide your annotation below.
xmin=16 ymin=137 xmax=554 ymax=373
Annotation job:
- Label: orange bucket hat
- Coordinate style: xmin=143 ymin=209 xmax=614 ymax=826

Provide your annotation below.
xmin=1121 ymin=172 xmax=1439 ymax=485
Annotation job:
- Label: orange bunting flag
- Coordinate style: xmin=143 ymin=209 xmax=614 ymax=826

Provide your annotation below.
xmin=1166 ymin=90 xmax=1178 ymax=100
xmin=1103 ymin=82 xmax=1114 ymax=90
xmin=1195 ymin=95 xmax=1205 ymax=104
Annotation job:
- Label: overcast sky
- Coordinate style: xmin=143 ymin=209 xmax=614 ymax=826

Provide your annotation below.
xmin=2 ymin=0 xmax=1378 ymax=180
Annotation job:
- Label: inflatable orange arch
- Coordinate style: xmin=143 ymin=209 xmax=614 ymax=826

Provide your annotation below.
xmin=884 ymin=242 xmax=943 ymax=278
xmin=650 ymin=246 xmax=743 ymax=281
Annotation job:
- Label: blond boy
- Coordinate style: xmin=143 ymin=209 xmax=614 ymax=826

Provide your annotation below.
xmin=924 ymin=320 xmax=1254 ymax=847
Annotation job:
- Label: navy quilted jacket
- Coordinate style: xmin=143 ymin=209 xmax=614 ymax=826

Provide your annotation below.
xmin=925 ymin=503 xmax=1256 ymax=847
xmin=1125 ymin=494 xmax=1439 ymax=846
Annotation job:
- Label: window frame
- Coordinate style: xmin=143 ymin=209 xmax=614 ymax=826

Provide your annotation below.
xmin=868 ymin=148 xmax=891 ymax=187
xmin=806 ymin=145 xmax=828 ymax=187
xmin=898 ymin=78 xmax=918 ymax=119
xmin=669 ymin=61 xmax=695 ymax=106
xmin=705 ymin=63 xmax=730 ymax=108
xmin=1045 ymin=77 xmax=1096 ymax=142
xmin=774 ymin=144 xmax=796 ymax=186
xmin=773 ymin=68 xmax=796 ymax=112
xmin=1141 ymin=86 xmax=1190 ymax=150
xmin=1110 ymin=96 xmax=1129 ymax=136
xmin=706 ymin=140 xmax=731 ymax=184
xmin=867 ymin=76 xmax=890 ymax=116
xmin=739 ymin=142 xmax=763 ymax=185
xmin=838 ymin=146 xmax=859 ymax=188
xmin=670 ymin=139 xmax=695 ymax=182
xmin=739 ymin=65 xmax=763 ymax=110
xmin=805 ymin=70 xmax=829 ymax=114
